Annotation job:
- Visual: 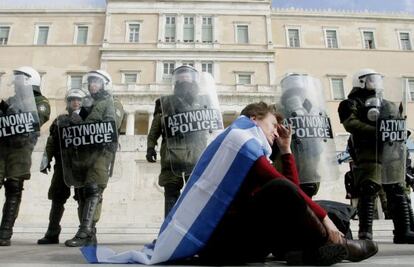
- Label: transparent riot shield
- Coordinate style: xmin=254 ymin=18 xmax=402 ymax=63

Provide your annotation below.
xmin=0 ymin=74 xmax=41 ymax=179
xmin=279 ymin=74 xmax=339 ymax=184
xmin=379 ymin=84 xmax=407 ymax=184
xmin=161 ymin=72 xmax=223 ymax=177
xmin=57 ymin=88 xmax=121 ymax=187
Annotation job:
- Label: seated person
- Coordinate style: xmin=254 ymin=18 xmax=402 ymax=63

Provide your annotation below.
xmin=82 ymin=102 xmax=378 ymax=266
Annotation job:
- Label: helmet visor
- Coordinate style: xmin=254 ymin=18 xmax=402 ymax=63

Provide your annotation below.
xmin=85 ymin=74 xmax=105 ymax=93
xmin=364 ymin=74 xmax=383 ymax=91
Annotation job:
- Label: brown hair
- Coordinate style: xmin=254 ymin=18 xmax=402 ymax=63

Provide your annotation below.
xmin=241 ymin=101 xmax=278 ymax=120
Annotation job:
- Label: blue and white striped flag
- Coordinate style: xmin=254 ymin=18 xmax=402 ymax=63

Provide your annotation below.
xmin=82 ymin=115 xmax=272 ymax=264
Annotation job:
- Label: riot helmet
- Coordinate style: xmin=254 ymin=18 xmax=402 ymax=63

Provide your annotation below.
xmin=353 ymin=69 xmax=384 ymax=121
xmin=85 ymin=70 xmax=112 ymax=99
xmin=172 ymin=65 xmax=200 ymax=103
xmin=352 ymin=68 xmax=384 ymax=92
xmin=65 ymin=88 xmax=89 ymax=113
xmin=13 ymin=66 xmax=41 ymax=94
xmin=280 ymin=74 xmax=323 ymax=116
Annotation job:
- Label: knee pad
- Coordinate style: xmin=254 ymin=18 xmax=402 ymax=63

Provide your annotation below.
xmin=360 ymin=181 xmax=381 ymax=196
xmin=4 ymin=179 xmax=24 ymax=198
xmin=83 ymin=183 xmax=101 ymax=198
xmin=382 ymin=183 xmax=405 ymax=195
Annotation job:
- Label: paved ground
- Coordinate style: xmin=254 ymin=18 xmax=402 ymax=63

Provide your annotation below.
xmin=0 ymin=220 xmax=413 ymax=266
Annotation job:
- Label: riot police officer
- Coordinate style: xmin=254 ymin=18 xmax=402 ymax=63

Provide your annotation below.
xmin=278 ymin=74 xmax=338 ymax=198
xmin=37 ymin=88 xmax=90 ymax=244
xmin=338 ymin=68 xmax=414 ymax=243
xmin=0 ymin=66 xmax=50 ymax=246
xmin=146 ymin=65 xmax=222 ymax=217
xmin=64 ymin=70 xmax=124 ymax=247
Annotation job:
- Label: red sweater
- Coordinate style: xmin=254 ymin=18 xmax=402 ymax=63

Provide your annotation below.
xmin=231 ymin=153 xmax=327 ymax=220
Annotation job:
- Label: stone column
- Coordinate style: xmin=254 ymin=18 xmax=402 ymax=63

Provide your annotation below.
xmin=126 ymin=111 xmax=135 ymax=136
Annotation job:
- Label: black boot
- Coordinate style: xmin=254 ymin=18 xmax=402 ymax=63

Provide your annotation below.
xmin=0 ymin=181 xmax=23 ymax=246
xmin=406 ymin=195 xmax=414 ymax=232
xmin=38 ymin=201 xmax=65 ymax=245
xmin=357 ymin=195 xmax=376 ymax=240
xmin=65 ymin=185 xmax=100 ymax=247
xmin=389 ymin=193 xmax=414 ymax=244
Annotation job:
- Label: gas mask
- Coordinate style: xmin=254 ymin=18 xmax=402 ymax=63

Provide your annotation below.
xmin=365 ymin=97 xmax=382 ymax=121
xmin=174 ymin=81 xmax=199 ymax=104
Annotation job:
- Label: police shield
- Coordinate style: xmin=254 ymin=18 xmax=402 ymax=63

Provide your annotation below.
xmin=58 ymin=86 xmax=121 ymax=187
xmin=279 ymin=74 xmax=339 ymax=184
xmin=378 ymin=84 xmax=407 ymax=184
xmin=161 ymin=70 xmax=223 ymax=177
xmin=0 ymin=74 xmax=41 ymax=179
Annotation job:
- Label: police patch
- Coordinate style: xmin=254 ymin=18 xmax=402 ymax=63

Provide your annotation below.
xmin=39 ymin=105 xmax=47 ymax=112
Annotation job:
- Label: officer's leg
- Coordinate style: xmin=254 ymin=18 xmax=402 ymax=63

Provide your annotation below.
xmin=65 ymin=183 xmax=101 ymax=247
xmin=164 ymin=182 xmax=182 ymax=218
xmin=357 ymin=181 xmax=381 ymax=240
xmin=38 ymin=166 xmax=70 ymax=245
xmin=406 ymin=193 xmax=414 ymax=232
xmin=299 ymin=183 xmax=319 ymax=198
xmin=0 ymin=179 xmax=24 ymax=246
xmin=383 ymin=183 xmax=414 ymax=244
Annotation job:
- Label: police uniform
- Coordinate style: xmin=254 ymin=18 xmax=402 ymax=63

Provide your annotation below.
xmin=37 ymin=114 xmax=74 ymax=244
xmin=339 ymin=85 xmax=414 ymax=243
xmin=0 ymin=92 xmax=50 ymax=246
xmin=65 ymin=78 xmax=124 ymax=247
xmin=147 ymin=95 xmax=209 ymax=217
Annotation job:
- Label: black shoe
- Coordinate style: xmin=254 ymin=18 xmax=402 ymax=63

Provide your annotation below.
xmin=393 ymin=231 xmax=414 ymax=244
xmin=38 ymin=227 xmax=61 ymax=245
xmin=37 ymin=235 xmax=59 ymax=245
xmin=0 ymin=238 xmax=10 ymax=246
xmin=286 ymin=244 xmax=347 ymax=266
xmin=65 ymin=231 xmax=96 ymax=247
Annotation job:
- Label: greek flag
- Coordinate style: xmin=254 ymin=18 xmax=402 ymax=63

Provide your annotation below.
xmin=82 ymin=115 xmax=271 ymax=264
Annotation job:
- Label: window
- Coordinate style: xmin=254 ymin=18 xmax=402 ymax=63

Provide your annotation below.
xmin=182 ymin=62 xmax=194 ymax=67
xmin=183 ymin=16 xmax=194 ymax=43
xmin=123 ymin=73 xmax=138 ymax=84
xmin=202 ymin=62 xmax=213 ymax=74
xmin=0 ymin=26 xmax=10 ymax=45
xmin=331 ymin=78 xmax=345 ymax=100
xmin=363 ymin=31 xmax=375 ymax=49
xmin=70 ymin=75 xmax=83 ymax=90
xmin=128 ymin=23 xmax=140 ymax=43
xmin=202 ymin=17 xmax=213 ymax=43
xmin=408 ymin=79 xmax=414 ymax=101
xmin=76 ymin=26 xmax=88 ymax=45
xmin=400 ymin=32 xmax=412 ymax=50
xmin=165 ymin=16 xmax=176 ymax=42
xmin=288 ymin=29 xmax=300 ymax=48
xmin=163 ymin=62 xmax=175 ymax=80
xmin=236 ymin=25 xmax=249 ymax=44
xmin=36 ymin=26 xmax=49 ymax=45
xmin=237 ymin=73 xmax=252 ymax=85
xmin=325 ymin=29 xmax=338 ymax=48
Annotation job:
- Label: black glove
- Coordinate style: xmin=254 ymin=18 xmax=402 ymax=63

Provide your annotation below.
xmin=146 ymin=147 xmax=157 ymax=163
xmin=79 ymin=107 xmax=89 ymax=120
xmin=0 ymin=100 xmax=8 ymax=113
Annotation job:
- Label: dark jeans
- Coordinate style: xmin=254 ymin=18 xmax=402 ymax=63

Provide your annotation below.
xmin=198 ymin=179 xmax=327 ymax=263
